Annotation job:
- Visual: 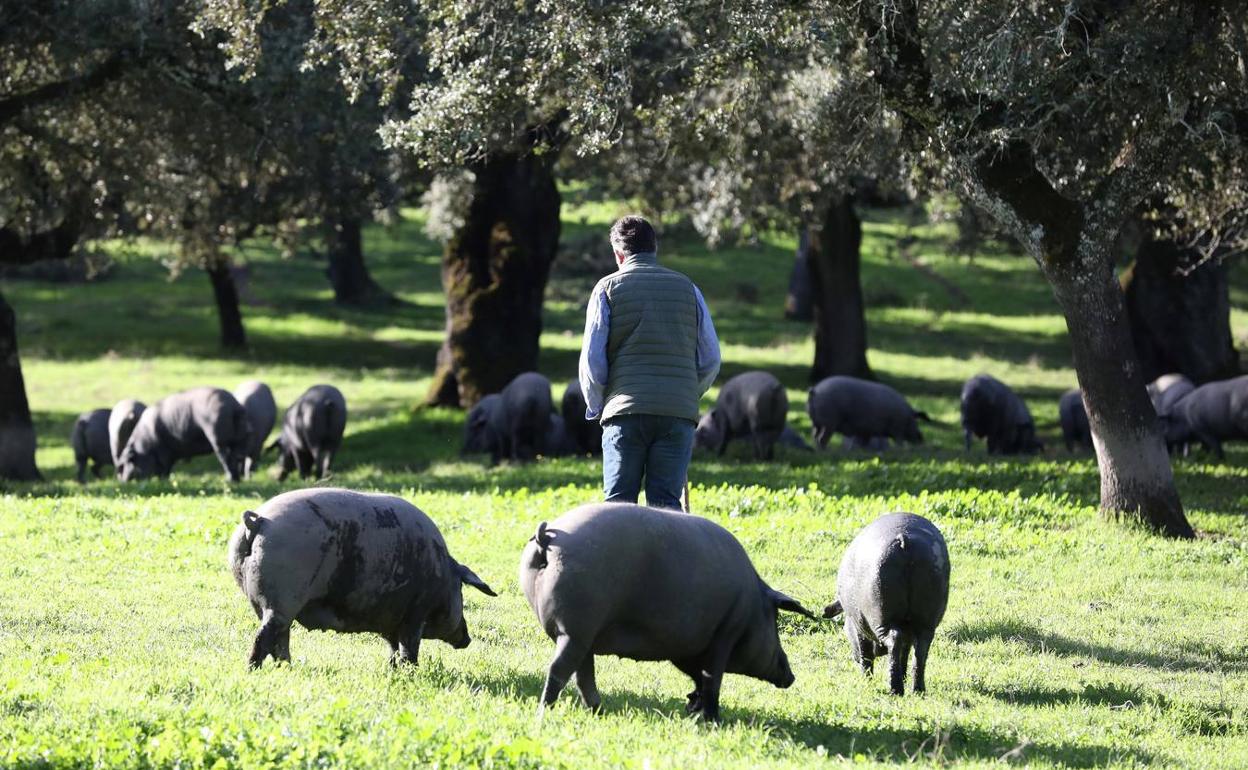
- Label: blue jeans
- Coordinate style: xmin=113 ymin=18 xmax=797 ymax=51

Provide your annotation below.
xmin=601 ymin=414 xmax=695 ymax=510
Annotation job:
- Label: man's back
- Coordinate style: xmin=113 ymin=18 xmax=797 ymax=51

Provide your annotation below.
xmin=598 ymin=256 xmax=701 ymax=423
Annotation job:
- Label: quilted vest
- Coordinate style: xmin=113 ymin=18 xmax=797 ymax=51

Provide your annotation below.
xmin=599 ymin=253 xmax=700 ymax=423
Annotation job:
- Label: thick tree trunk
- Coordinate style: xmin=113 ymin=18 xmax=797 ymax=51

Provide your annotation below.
xmin=1123 ymin=229 xmax=1239 ymax=383
xmin=325 ymin=215 xmax=390 ymax=306
xmin=206 ymin=262 xmax=247 ymax=349
xmin=783 ymin=228 xmax=814 ymax=321
xmin=972 ymin=141 xmax=1193 ymax=538
xmin=1045 ymin=250 xmax=1194 ymax=538
xmin=0 ymin=289 xmax=40 ymax=481
xmin=808 ymin=195 xmax=871 ymax=381
xmin=425 ymin=151 xmax=561 ymax=407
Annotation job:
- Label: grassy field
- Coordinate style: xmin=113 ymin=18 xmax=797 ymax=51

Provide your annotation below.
xmin=1 ymin=197 xmax=1247 ymax=768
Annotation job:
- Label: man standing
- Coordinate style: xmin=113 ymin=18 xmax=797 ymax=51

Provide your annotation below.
xmin=578 ymin=215 xmax=720 ymax=510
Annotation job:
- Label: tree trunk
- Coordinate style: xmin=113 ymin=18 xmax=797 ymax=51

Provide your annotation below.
xmin=425 ymin=151 xmax=561 ymax=407
xmin=326 ymin=215 xmax=390 ymax=306
xmin=207 ymin=261 xmax=247 ymax=349
xmin=1045 ymin=250 xmax=1195 ymax=538
xmin=783 ymin=227 xmax=814 ymax=321
xmin=0 ymin=289 xmax=40 ymax=481
xmin=807 ymin=195 xmax=871 ymax=381
xmin=1123 ymin=228 xmax=1239 ymax=384
xmin=971 ymin=141 xmax=1193 ymax=538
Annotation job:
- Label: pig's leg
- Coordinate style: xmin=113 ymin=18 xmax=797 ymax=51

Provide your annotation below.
xmin=672 ymin=659 xmax=702 ymax=714
xmin=394 ymin=623 xmax=424 ymax=666
xmin=885 ymin=628 xmax=912 ymax=696
xmin=249 ymin=609 xmax=291 ymax=669
xmin=759 ymin=429 xmax=780 ymax=461
xmin=296 ymin=448 xmax=314 ymax=479
xmin=911 ymin=633 xmax=932 ymax=693
xmin=207 ymin=436 xmax=240 ymax=482
xmin=750 ymin=430 xmax=765 ymax=461
xmin=575 ymin=656 xmax=601 ymax=711
xmin=76 ymin=456 xmax=87 ymax=484
xmin=1196 ymin=431 xmax=1224 ymax=460
xmin=316 ymin=448 xmax=334 ymax=479
xmin=387 ymin=637 xmax=401 ymax=665
xmin=696 ymin=641 xmax=734 ymax=722
xmin=845 ymin=619 xmax=872 ymax=675
xmin=275 ymin=626 xmax=291 ymax=663
xmin=540 ymin=635 xmax=589 ymax=715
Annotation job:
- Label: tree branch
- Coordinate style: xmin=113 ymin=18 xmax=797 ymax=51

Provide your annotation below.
xmin=0 ymin=49 xmax=133 ymax=126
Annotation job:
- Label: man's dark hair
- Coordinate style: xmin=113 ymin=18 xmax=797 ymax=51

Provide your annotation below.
xmin=609 ymin=215 xmax=658 ymax=256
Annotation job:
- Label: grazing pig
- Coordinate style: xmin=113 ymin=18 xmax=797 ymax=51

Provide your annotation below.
xmin=960 ymin=374 xmax=1042 ymax=455
xmin=542 ymin=413 xmax=580 ymax=457
xmin=1148 ymin=374 xmax=1196 ymax=453
xmin=70 ymin=409 xmax=112 ymax=483
xmin=108 ymin=398 xmax=146 ymax=466
xmin=1147 ymin=373 xmax=1195 ymax=416
xmin=824 ymin=513 xmax=949 ymax=696
xmin=1164 ymin=375 xmax=1248 ymax=459
xmin=519 ymin=503 xmax=814 ymax=721
xmin=561 ymin=380 xmax=603 ymax=455
xmin=778 ymin=425 xmax=814 ymax=452
xmin=271 ymin=384 xmax=347 ymax=480
xmin=695 ymin=371 xmax=789 ymax=460
xmin=1058 ymin=389 xmax=1093 ymax=452
xmin=490 ymin=372 xmax=554 ymax=463
xmin=116 ymin=387 xmax=250 ymax=482
xmin=462 ymin=394 xmax=504 ymax=457
xmin=807 ymin=376 xmax=929 ymax=449
xmin=233 ymin=380 xmax=276 ymax=478
xmin=228 ymin=488 xmax=496 ymax=668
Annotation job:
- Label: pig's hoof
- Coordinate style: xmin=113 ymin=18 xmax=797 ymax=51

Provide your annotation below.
xmin=685 ymin=690 xmax=702 ymax=715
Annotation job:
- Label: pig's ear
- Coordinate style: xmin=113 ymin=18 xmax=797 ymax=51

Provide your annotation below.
xmin=771 ymin=590 xmax=815 ymax=618
xmin=459 ymin=564 xmax=498 ymax=597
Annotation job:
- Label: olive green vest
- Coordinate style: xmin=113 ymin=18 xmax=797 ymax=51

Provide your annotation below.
xmin=600 ymin=253 xmax=701 ymax=423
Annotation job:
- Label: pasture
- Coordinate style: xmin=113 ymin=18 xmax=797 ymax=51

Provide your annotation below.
xmin=1 ymin=201 xmax=1247 ymax=768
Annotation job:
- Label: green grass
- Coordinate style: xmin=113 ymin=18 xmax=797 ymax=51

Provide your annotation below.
xmin=1 ymin=200 xmax=1247 ymax=768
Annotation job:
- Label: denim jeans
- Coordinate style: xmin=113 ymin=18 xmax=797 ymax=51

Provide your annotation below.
xmin=601 ymin=414 xmax=695 ymax=510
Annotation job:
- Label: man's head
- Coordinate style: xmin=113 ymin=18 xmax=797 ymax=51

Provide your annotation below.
xmin=610 ymin=215 xmax=658 ymax=265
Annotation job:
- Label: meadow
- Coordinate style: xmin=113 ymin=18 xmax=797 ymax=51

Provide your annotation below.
xmin=1 ymin=197 xmax=1247 ymax=768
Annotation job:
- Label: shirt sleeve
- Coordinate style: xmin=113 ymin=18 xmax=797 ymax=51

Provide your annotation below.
xmin=694 ymin=285 xmax=721 ymax=395
xmin=578 ymin=285 xmax=611 ymax=421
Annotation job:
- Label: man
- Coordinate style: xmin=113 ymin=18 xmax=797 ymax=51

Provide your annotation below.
xmin=578 ymin=215 xmax=720 ymax=510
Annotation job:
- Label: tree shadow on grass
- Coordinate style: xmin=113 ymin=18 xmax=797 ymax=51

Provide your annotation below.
xmin=977 ymin=681 xmax=1159 ymax=709
xmin=445 ymin=663 xmax=1154 ymax=768
xmin=766 ymin=717 xmax=1153 ymax=767
xmin=949 ymin=619 xmax=1248 ymax=673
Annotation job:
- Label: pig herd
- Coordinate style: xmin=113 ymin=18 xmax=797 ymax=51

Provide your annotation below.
xmin=229 ymin=487 xmax=950 ymax=721
xmin=1060 ymin=372 xmax=1248 ymax=458
xmin=76 ymin=368 xmax=1245 ymax=486
xmin=465 ymin=368 xmax=1248 ymax=463
xmin=71 ymin=382 xmax=347 ymax=483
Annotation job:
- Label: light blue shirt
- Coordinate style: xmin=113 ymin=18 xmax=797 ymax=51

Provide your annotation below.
xmin=577 ymin=258 xmax=721 ymax=421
